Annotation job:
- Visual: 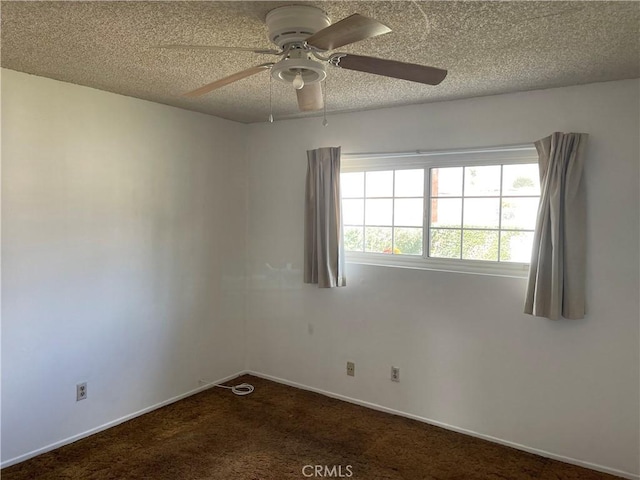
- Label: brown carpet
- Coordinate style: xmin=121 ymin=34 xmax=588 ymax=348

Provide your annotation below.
xmin=2 ymin=375 xmax=623 ymax=480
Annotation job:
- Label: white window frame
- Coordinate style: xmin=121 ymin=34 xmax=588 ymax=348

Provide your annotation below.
xmin=341 ymin=145 xmax=539 ymax=278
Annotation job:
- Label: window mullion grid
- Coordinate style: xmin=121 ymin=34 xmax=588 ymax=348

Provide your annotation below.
xmin=460 ymin=167 xmax=465 ymax=259
xmin=497 ymin=164 xmax=504 ymax=262
xmin=391 ymin=170 xmax=396 ymax=255
xmin=362 ymin=174 xmax=367 ymax=252
xmin=423 ymin=168 xmax=430 ymax=259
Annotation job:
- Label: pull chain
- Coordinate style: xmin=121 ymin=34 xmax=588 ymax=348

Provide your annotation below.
xmin=322 ymin=78 xmax=328 ymax=127
xmin=268 ymin=73 xmax=274 ymax=123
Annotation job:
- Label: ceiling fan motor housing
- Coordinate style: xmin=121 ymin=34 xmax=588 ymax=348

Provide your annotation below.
xmin=265 ymin=6 xmax=330 ymax=48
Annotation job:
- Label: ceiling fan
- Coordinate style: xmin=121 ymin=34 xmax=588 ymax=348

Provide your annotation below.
xmin=158 ymin=5 xmax=447 ymax=113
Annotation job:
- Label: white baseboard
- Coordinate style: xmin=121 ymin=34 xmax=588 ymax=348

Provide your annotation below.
xmin=0 ymin=371 xmax=245 ymax=469
xmin=246 ymin=370 xmax=639 ymax=480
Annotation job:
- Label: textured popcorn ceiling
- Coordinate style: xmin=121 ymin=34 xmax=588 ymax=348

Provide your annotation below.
xmin=2 ymin=1 xmax=639 ymax=123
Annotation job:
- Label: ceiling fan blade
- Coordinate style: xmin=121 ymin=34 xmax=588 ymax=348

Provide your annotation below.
xmin=183 ymin=64 xmax=273 ymax=98
xmin=296 ymin=83 xmax=324 ymax=112
xmin=330 ymin=54 xmax=447 ymax=85
xmin=305 ymin=14 xmax=391 ymax=51
xmin=155 ymin=45 xmax=281 ymax=55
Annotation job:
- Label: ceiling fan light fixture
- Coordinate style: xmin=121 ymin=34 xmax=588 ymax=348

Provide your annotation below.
xmin=271 ymin=57 xmax=326 ymax=87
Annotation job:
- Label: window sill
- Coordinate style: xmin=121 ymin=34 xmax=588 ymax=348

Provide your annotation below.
xmin=345 ymin=252 xmax=531 ymax=278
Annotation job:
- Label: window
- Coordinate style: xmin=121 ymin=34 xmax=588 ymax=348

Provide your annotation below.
xmin=340 ymin=146 xmax=540 ymax=276
xmin=342 ymin=169 xmax=424 ymax=255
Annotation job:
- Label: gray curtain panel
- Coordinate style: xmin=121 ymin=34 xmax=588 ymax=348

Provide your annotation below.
xmin=525 ymin=132 xmax=588 ymax=320
xmin=304 ymin=146 xmax=346 ymax=288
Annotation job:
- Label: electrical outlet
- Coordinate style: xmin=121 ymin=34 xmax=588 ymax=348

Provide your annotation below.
xmin=391 ymin=366 xmax=400 ymax=382
xmin=76 ymin=382 xmax=87 ymax=401
xmin=346 ymin=361 xmax=355 ymax=377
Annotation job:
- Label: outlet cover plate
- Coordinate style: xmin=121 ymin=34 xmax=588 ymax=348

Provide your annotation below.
xmin=77 ymin=382 xmax=87 ymax=401
xmin=347 ymin=361 xmax=355 ymax=377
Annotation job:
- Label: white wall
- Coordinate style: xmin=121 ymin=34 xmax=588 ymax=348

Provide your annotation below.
xmin=1 ymin=69 xmax=247 ymax=464
xmin=245 ymin=79 xmax=640 ymax=477
xmin=3 ymin=70 xmax=638 ymax=477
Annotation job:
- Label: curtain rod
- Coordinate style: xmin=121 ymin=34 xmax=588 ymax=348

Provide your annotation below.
xmin=342 ymin=143 xmax=536 ymax=160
